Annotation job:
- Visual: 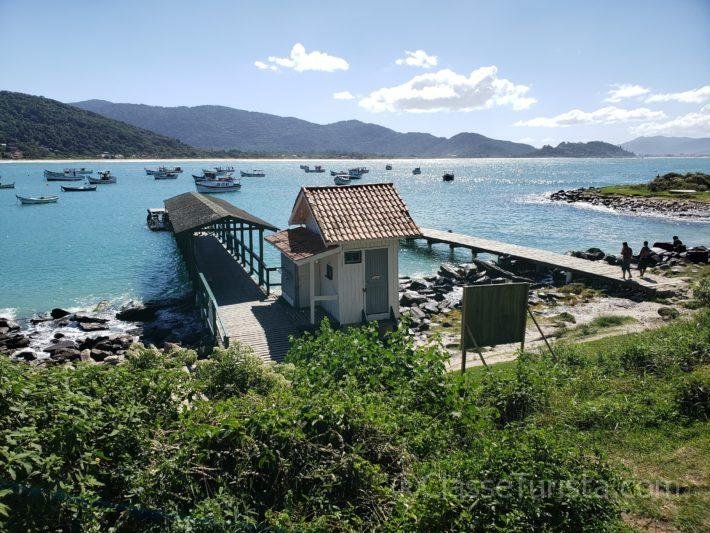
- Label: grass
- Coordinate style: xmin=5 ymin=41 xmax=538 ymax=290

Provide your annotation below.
xmin=598 ymin=184 xmax=710 ymax=202
xmin=555 ymin=314 xmax=637 ymax=339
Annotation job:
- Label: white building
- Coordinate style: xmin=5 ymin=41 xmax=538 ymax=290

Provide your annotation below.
xmin=266 ymin=183 xmax=421 ymax=325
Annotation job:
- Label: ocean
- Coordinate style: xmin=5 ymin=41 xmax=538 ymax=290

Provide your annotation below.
xmin=1 ymin=158 xmax=708 ymax=319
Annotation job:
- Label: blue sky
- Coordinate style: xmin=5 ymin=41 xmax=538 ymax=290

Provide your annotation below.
xmin=1 ymin=0 xmax=709 ymax=145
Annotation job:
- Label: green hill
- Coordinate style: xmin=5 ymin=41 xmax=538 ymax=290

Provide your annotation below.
xmin=0 ymin=91 xmax=204 ymax=159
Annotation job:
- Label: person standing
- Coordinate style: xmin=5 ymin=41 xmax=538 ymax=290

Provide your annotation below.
xmin=638 ymin=241 xmax=652 ymax=277
xmin=620 ymin=242 xmax=633 ymax=280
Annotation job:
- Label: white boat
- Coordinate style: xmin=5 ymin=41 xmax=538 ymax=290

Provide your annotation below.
xmin=16 ymin=194 xmax=59 ymax=205
xmin=147 ymin=208 xmax=169 ymax=231
xmin=334 ymin=175 xmax=351 ymax=185
xmin=65 ymin=167 xmax=93 ymax=175
xmin=212 ymin=166 xmax=235 ymax=175
xmin=145 ymin=168 xmax=157 ymax=175
xmin=240 ymin=170 xmax=266 ymax=177
xmin=196 ymin=179 xmax=242 ymax=193
xmin=61 ymin=184 xmax=97 ymax=192
xmin=412 ymin=167 xmax=421 ymax=175
xmin=45 ymin=170 xmax=83 ymax=181
xmin=154 ymin=171 xmax=178 ymax=180
xmin=159 ymin=166 xmax=183 ymax=174
xmin=88 ymin=171 xmax=117 ymax=184
xmin=0 ymin=181 xmax=15 ymax=189
xmin=304 ymin=165 xmax=325 ymax=173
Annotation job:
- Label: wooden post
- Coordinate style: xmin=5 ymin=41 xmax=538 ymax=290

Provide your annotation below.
xmin=239 ymin=223 xmax=245 ymax=266
xmin=248 ymin=225 xmax=254 ymax=274
xmin=258 ymin=228 xmax=264 ymax=288
xmin=309 ymin=261 xmax=315 ymax=324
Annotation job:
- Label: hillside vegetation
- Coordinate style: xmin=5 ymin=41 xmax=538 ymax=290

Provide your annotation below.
xmin=1 ymin=309 xmax=708 ymax=530
xmin=532 ymin=141 xmax=633 ymax=158
xmin=0 ymin=92 xmax=204 ymax=159
xmin=600 ymin=172 xmax=710 ymax=201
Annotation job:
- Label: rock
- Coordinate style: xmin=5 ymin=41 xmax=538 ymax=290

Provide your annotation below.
xmin=438 ymin=264 xmax=461 ymax=279
xmin=5 ymin=334 xmax=30 ymax=349
xmin=78 ymin=322 xmax=109 ymax=332
xmin=74 ymin=314 xmax=109 ymax=324
xmin=90 ymin=349 xmax=112 ymax=362
xmin=53 ymin=332 xmax=65 ymax=339
xmin=52 ymin=317 xmax=70 ymax=327
xmin=658 ymin=307 xmax=680 ymax=320
xmin=17 ymin=351 xmax=36 ymax=361
xmin=103 ymin=355 xmax=122 ymax=365
xmin=0 ymin=318 xmax=20 ymax=331
xmin=422 ymin=302 xmax=440 ymax=315
xmin=408 ymin=279 xmax=430 ymax=291
xmin=0 ymin=327 xmax=8 ymax=336
xmin=50 ymin=308 xmax=72 ymax=319
xmin=115 ymin=301 xmax=159 ymax=322
xmin=686 ymin=247 xmax=709 ymax=263
xmin=50 ymin=349 xmax=80 ymax=362
xmin=408 ymin=306 xmax=426 ymax=321
xmin=44 ymin=340 xmax=79 ymax=353
xmin=30 ymin=314 xmax=52 ymax=325
xmin=80 ymin=349 xmax=92 ymax=362
xmin=400 ymin=291 xmax=428 ymax=307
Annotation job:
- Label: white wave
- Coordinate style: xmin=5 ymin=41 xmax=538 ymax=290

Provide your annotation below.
xmin=0 ymin=308 xmax=17 ymax=320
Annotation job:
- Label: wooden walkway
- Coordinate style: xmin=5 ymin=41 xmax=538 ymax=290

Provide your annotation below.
xmin=193 ymin=234 xmax=311 ymax=362
xmin=418 ymin=228 xmax=682 ymax=294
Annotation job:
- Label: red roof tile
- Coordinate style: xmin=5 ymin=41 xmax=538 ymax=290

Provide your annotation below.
xmin=265 ymin=227 xmax=337 ymax=263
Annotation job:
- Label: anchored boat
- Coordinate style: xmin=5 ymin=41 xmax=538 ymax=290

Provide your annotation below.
xmin=146 ymin=208 xmax=169 ymax=231
xmin=16 ymin=194 xmax=59 ymax=205
xmin=88 ymin=171 xmax=117 ymax=184
xmin=240 ymin=170 xmax=266 ymax=177
xmin=442 ymin=172 xmax=454 ymax=182
xmin=65 ymin=167 xmax=93 ymax=175
xmin=154 ymin=171 xmax=178 ymax=180
xmin=45 ymin=170 xmax=83 ymax=181
xmin=196 ymin=179 xmax=242 ymax=193
xmin=412 ymin=167 xmax=421 ymax=175
xmin=304 ymin=165 xmax=325 ymax=173
xmin=61 ymin=184 xmax=97 ymax=192
xmin=334 ymin=175 xmax=351 ymax=185
xmin=0 ymin=181 xmax=15 ymax=189
xmin=385 ymin=164 xmax=393 ymax=170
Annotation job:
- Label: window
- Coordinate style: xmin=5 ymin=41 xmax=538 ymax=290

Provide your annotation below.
xmin=325 ymin=264 xmax=333 ymax=280
xmin=344 ymin=251 xmax=362 ymax=264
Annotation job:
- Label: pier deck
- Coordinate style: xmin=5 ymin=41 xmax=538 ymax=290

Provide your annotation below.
xmin=194 ymin=234 xmax=310 ymax=362
xmin=418 ymin=228 xmax=682 ymax=294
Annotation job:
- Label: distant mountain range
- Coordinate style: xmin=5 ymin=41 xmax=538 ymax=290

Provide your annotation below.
xmin=621 ymin=136 xmax=710 ymax=157
xmin=72 ymin=99 xmax=633 ymax=158
xmin=0 ymin=92 xmax=203 ymax=159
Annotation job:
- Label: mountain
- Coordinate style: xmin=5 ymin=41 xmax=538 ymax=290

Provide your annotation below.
xmin=621 ymin=136 xmax=710 ymax=156
xmin=531 ymin=141 xmax=634 ymax=158
xmin=0 ymin=91 xmax=204 ymax=159
xmin=72 ymin=100 xmax=538 ymax=157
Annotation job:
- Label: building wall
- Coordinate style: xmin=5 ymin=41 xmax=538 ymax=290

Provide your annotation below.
xmin=317 ymin=257 xmax=339 ymax=319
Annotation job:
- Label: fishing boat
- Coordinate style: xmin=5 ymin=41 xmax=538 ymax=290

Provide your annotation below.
xmin=304 ymin=165 xmax=325 ymax=173
xmin=159 ymin=166 xmax=183 ymax=174
xmin=385 ymin=164 xmax=393 ymax=170
xmin=145 ymin=168 xmax=157 ymax=175
xmin=240 ymin=170 xmax=266 ymax=177
xmin=65 ymin=168 xmax=93 ymax=175
xmin=45 ymin=170 xmax=83 ymax=181
xmin=0 ymin=181 xmax=15 ymax=189
xmin=212 ymin=166 xmax=235 ymax=175
xmin=348 ymin=168 xmax=364 ymax=178
xmin=154 ymin=171 xmax=178 ymax=180
xmin=61 ymin=184 xmax=97 ymax=192
xmin=334 ymin=175 xmax=351 ymax=186
xmin=412 ymin=167 xmax=421 ymax=175
xmin=299 ymin=164 xmax=308 ymax=170
xmin=442 ymin=172 xmax=454 ymax=182
xmin=146 ymin=208 xmax=169 ymax=231
xmin=195 ymin=179 xmax=241 ymax=193
xmin=88 ymin=171 xmax=117 ymax=184
xmin=16 ymin=194 xmax=59 ymax=205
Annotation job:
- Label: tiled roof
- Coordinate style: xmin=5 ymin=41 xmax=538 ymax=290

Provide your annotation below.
xmin=265 ymin=227 xmax=337 ymax=263
xmin=294 ymin=183 xmax=421 ymax=245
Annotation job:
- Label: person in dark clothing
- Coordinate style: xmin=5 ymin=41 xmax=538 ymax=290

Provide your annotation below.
xmin=620 ymin=242 xmax=633 ymax=279
xmin=638 ymin=241 xmax=652 ymax=277
xmin=672 ymin=235 xmax=685 ymax=251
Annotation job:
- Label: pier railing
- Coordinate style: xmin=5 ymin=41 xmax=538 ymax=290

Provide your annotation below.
xmin=196 ymin=272 xmax=229 ymax=348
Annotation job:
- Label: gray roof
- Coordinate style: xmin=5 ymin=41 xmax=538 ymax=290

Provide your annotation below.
xmin=164 ymin=192 xmax=277 ymax=235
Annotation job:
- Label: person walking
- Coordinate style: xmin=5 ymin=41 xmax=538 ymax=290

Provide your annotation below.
xmin=620 ymin=242 xmax=633 ymax=280
xmin=638 ymin=241 xmax=652 ymax=277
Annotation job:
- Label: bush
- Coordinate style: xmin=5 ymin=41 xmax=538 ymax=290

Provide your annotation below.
xmin=695 ymin=277 xmax=710 ymax=307
xmin=676 ymin=369 xmax=710 ymax=421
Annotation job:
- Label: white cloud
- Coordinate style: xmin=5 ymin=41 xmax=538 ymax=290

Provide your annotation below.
xmin=333 ymin=91 xmax=355 ymax=100
xmin=254 ymin=60 xmax=277 ymax=71
xmin=257 ymin=43 xmax=349 ymax=72
xmin=645 ymin=85 xmax=710 ymax=104
xmin=629 ymin=105 xmax=710 ymax=137
xmin=395 ymin=49 xmax=438 ymax=68
xmin=359 ymin=66 xmax=536 ymax=113
xmin=604 ymin=84 xmax=650 ymax=103
xmin=515 ymin=106 xmax=665 ymax=127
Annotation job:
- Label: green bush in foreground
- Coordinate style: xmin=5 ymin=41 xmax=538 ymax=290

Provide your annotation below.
xmin=1 ymin=313 xmax=708 ymax=530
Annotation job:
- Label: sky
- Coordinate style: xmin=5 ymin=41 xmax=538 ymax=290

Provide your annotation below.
xmin=1 ymin=0 xmax=709 ymax=146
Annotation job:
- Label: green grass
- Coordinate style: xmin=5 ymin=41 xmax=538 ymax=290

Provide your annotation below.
xmin=555 ymin=314 xmax=637 ymax=339
xmin=598 ymin=184 xmax=710 ymax=202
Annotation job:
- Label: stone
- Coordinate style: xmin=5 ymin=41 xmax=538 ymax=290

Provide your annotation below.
xmin=29 ymin=314 xmax=52 ymax=325
xmin=44 ymin=340 xmax=79 ymax=353
xmin=50 ymin=308 xmax=72 ymax=319
xmin=80 ymin=349 xmax=92 ymax=362
xmin=116 ymin=301 xmax=159 ymax=322
xmin=658 ymin=307 xmax=680 ymax=320
xmin=90 ymin=349 xmax=112 ymax=361
xmin=0 ymin=318 xmax=20 ymax=331
xmin=18 ymin=351 xmax=36 ymax=361
xmin=400 ymin=291 xmax=428 ymax=307
xmin=6 ymin=334 xmax=30 ymax=349
xmin=163 ymin=341 xmax=181 ymax=353
xmin=422 ymin=302 xmax=440 ymax=315
xmin=50 ymin=349 xmax=81 ymax=361
xmin=103 ymin=355 xmax=122 ymax=365
xmin=53 ymin=332 xmax=65 ymax=339
xmin=74 ymin=314 xmax=109 ymax=324
xmin=438 ymin=264 xmax=461 ymax=279
xmin=78 ymin=322 xmax=109 ymax=332
xmin=409 ymin=279 xmax=430 ymax=291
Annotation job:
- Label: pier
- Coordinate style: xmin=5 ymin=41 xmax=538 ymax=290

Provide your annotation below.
xmin=165 ymin=192 xmax=312 ymax=361
xmin=415 ymin=228 xmax=681 ymax=294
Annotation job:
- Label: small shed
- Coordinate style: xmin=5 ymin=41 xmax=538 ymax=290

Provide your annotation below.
xmin=266 ymin=183 xmax=421 ymax=324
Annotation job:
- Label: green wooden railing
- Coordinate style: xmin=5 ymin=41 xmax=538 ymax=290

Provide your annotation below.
xmin=196 ymin=272 xmax=229 ymax=348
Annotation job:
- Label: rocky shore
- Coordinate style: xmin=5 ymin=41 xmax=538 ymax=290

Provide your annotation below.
xmin=549 ymin=187 xmax=710 ymax=220
xmin=0 ymin=297 xmax=207 ymax=366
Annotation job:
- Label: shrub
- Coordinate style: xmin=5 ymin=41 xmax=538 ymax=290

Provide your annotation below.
xmin=695 ymin=277 xmax=710 ymax=307
xmin=676 ymin=369 xmax=710 ymax=421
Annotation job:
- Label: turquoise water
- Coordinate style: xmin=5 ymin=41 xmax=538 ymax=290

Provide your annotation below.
xmin=1 ymin=158 xmax=708 ymax=318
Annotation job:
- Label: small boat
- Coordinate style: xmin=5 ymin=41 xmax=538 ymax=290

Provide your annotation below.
xmin=442 ymin=172 xmax=454 ymax=182
xmin=412 ymin=167 xmax=421 ymax=175
xmin=348 ymin=168 xmax=364 ymax=179
xmin=154 ymin=171 xmax=178 ymax=180
xmin=159 ymin=166 xmax=183 ymax=174
xmin=45 ymin=170 xmax=83 ymax=181
xmin=385 ymin=164 xmax=393 ymax=170
xmin=0 ymin=182 xmax=15 ymax=189
xmin=193 ymin=174 xmax=207 ymax=182
xmin=334 ymin=175 xmax=351 ymax=186
xmin=146 ymin=208 xmax=169 ymax=231
xmin=304 ymin=165 xmax=325 ymax=173
xmin=16 ymin=194 xmax=59 ymax=205
xmin=196 ymin=179 xmax=242 ymax=193
xmin=299 ymin=164 xmax=308 ymax=170
xmin=240 ymin=170 xmax=266 ymax=177
xmin=88 ymin=171 xmax=117 ymax=184
xmin=145 ymin=168 xmax=157 ymax=176
xmin=61 ymin=184 xmax=97 ymax=192
xmin=65 ymin=167 xmax=93 ymax=175
xmin=212 ymin=166 xmax=235 ymax=175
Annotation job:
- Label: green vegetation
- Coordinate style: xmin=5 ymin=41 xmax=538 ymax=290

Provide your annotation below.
xmin=1 ymin=311 xmax=708 ymax=530
xmin=599 ymin=172 xmax=710 ymax=202
xmin=555 ymin=314 xmax=637 ymax=339
xmin=0 ymin=91 xmax=205 ymax=159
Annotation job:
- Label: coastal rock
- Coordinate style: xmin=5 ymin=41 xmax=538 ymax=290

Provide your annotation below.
xmin=80 ymin=349 xmax=92 ymax=362
xmin=438 ymin=264 xmax=462 ymax=279
xmin=30 ymin=314 xmax=52 ymax=325
xmin=116 ymin=301 xmax=159 ymax=322
xmin=90 ymin=349 xmax=112 ymax=362
xmin=74 ymin=314 xmax=109 ymax=324
xmin=0 ymin=318 xmax=20 ymax=331
xmin=50 ymin=308 xmax=72 ymax=319
xmin=44 ymin=340 xmax=79 ymax=353
xmin=658 ymin=307 xmax=680 ymax=320
xmin=5 ymin=334 xmax=30 ymax=349
xmin=400 ymin=291 xmax=428 ymax=307
xmin=18 ymin=351 xmax=36 ymax=361
xmin=78 ymin=322 xmax=109 ymax=332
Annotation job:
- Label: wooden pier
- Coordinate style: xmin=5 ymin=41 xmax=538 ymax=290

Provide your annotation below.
xmin=416 ymin=228 xmax=681 ymax=294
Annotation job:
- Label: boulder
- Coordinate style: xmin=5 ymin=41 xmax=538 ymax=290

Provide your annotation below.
xmin=686 ymin=247 xmax=709 ymax=263
xmin=103 ymin=355 xmax=122 ymax=365
xmin=438 ymin=264 xmax=461 ymax=279
xmin=408 ymin=279 xmax=430 ymax=291
xmin=90 ymin=349 xmax=112 ymax=362
xmin=74 ymin=314 xmax=109 ymax=324
xmin=0 ymin=318 xmax=20 ymax=331
xmin=30 ymin=314 xmax=52 ymax=325
xmin=44 ymin=340 xmax=78 ymax=353
xmin=17 ymin=351 xmax=36 ymax=361
xmin=658 ymin=307 xmax=680 ymax=320
xmin=400 ymin=291 xmax=428 ymax=307
xmin=115 ymin=301 xmax=159 ymax=322
xmin=78 ymin=322 xmax=109 ymax=332
xmin=50 ymin=308 xmax=72 ymax=319
xmin=50 ymin=349 xmax=80 ymax=362
xmin=5 ymin=334 xmax=30 ymax=349
xmin=80 ymin=349 xmax=92 ymax=362
xmin=53 ymin=332 xmax=65 ymax=339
